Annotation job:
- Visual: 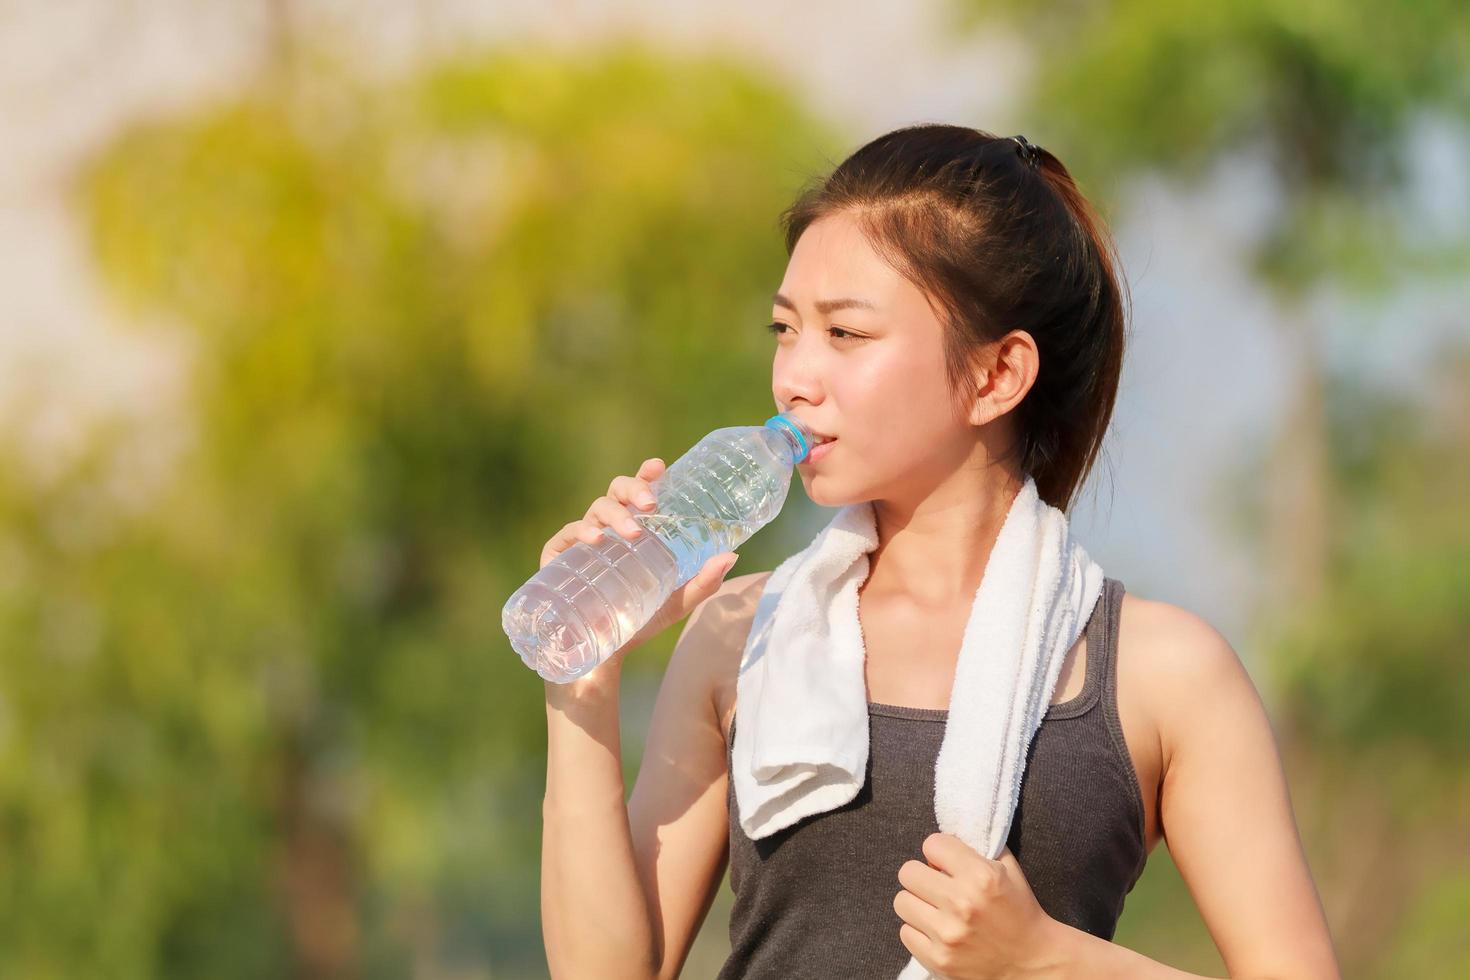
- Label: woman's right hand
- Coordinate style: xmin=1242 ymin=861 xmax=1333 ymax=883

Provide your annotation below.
xmin=539 ymin=457 xmax=741 ymax=678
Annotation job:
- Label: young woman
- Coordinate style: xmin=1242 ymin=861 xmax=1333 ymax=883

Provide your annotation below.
xmin=539 ymin=125 xmax=1340 ymax=980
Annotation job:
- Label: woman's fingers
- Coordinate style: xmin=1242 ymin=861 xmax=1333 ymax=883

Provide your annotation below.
xmin=611 ymin=459 xmax=662 ymax=493
xmin=630 ymin=551 xmax=739 ymax=649
xmin=677 ymin=552 xmax=741 ymax=611
xmin=612 ymin=461 xmax=663 ymax=511
xmin=607 ymin=478 xmax=658 ymax=512
xmin=589 ymin=495 xmax=643 ymax=539
xmin=713 ymin=551 xmax=741 ymax=582
xmin=538 ymin=507 xmax=619 ymax=568
xmin=540 ymin=457 xmax=674 ymax=573
xmin=539 ymin=521 xmax=582 ymax=568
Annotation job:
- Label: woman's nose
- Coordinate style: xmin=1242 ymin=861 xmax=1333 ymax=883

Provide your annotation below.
xmin=773 ymin=350 xmax=827 ymax=410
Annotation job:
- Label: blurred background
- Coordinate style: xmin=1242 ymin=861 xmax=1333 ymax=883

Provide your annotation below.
xmin=1 ymin=1 xmax=1467 ymax=977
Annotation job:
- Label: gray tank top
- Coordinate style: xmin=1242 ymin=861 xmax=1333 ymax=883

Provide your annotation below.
xmin=718 ymin=576 xmax=1145 ymax=978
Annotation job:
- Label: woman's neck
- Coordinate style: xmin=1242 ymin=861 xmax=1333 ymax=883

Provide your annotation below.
xmin=864 ymin=466 xmax=1025 ymax=607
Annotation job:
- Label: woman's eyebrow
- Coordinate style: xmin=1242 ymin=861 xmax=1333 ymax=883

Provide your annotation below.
xmin=772 ymin=293 xmax=878 ymax=315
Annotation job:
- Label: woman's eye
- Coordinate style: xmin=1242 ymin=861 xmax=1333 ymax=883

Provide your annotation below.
xmin=765 ymin=322 xmax=860 ymax=341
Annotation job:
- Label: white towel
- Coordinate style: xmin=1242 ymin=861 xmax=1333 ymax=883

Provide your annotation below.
xmin=730 ymin=474 xmax=1105 ymax=980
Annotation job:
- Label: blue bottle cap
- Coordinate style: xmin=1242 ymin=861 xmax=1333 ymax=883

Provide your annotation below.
xmin=764 ymin=413 xmax=811 ymax=463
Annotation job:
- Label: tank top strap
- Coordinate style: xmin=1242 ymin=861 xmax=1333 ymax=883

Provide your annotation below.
xmin=1045 ymin=575 xmax=1112 ymax=719
xmin=1093 ymin=577 xmax=1141 ymax=808
xmin=1095 ymin=576 xmax=1126 ymax=716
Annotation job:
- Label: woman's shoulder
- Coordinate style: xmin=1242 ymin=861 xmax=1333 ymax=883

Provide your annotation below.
xmin=1115 ymin=590 xmax=1245 ymax=690
xmin=677 ymin=570 xmax=771 ymax=747
xmin=1114 ymin=589 xmax=1255 ymax=763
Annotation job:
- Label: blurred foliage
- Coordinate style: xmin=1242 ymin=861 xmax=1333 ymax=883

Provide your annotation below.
xmin=1380 ymin=868 xmax=1470 ymax=978
xmin=1272 ymin=349 xmax=1470 ymax=774
xmin=952 ymin=0 xmax=1470 ymax=297
xmin=1249 ymin=343 xmax=1470 ymax=977
xmin=0 ymin=38 xmax=844 ymax=977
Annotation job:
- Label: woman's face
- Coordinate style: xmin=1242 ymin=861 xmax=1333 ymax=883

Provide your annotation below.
xmin=770 ymin=211 xmax=985 ymax=508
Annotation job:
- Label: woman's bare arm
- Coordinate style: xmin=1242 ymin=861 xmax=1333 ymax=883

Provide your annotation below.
xmin=542 ymin=668 xmax=660 ymax=979
xmin=541 ymin=570 xmax=765 ymax=980
xmin=628 ymin=570 xmax=769 ymax=979
xmin=1047 ymin=604 xmax=1341 ymax=979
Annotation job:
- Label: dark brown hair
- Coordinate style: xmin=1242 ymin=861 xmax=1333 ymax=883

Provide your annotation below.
xmin=777 ymin=124 xmax=1130 ymax=514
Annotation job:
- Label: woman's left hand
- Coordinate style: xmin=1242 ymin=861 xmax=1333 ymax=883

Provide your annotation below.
xmin=894 ymin=832 xmax=1063 ymax=979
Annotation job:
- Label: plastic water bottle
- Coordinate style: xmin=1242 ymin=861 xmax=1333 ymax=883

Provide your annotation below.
xmin=501 ymin=412 xmax=816 ymax=683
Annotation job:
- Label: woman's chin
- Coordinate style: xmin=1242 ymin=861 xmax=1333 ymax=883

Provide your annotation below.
xmin=798 ymin=473 xmax=862 ymax=508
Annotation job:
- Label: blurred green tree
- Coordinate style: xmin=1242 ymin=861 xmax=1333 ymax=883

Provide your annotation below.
xmin=0 ymin=40 xmax=844 ymax=978
xmin=1231 ymin=341 xmax=1470 ymax=978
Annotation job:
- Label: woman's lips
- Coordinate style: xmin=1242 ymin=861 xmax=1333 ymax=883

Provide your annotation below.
xmin=806 ymin=437 xmax=838 ymax=462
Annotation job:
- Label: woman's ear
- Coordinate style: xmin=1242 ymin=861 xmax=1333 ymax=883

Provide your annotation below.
xmin=968 ymin=331 xmax=1039 ymax=427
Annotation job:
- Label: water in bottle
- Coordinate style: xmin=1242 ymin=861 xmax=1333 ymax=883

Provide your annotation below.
xmin=501 ymin=412 xmax=816 ymax=683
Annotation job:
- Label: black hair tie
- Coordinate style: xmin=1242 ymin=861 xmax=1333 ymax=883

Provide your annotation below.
xmin=1010 ymin=134 xmax=1041 ymax=169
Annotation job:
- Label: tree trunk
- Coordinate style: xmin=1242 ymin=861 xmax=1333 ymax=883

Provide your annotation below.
xmin=1263 ymin=297 xmax=1332 ymax=614
xmin=275 ymin=733 xmax=360 ymax=980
